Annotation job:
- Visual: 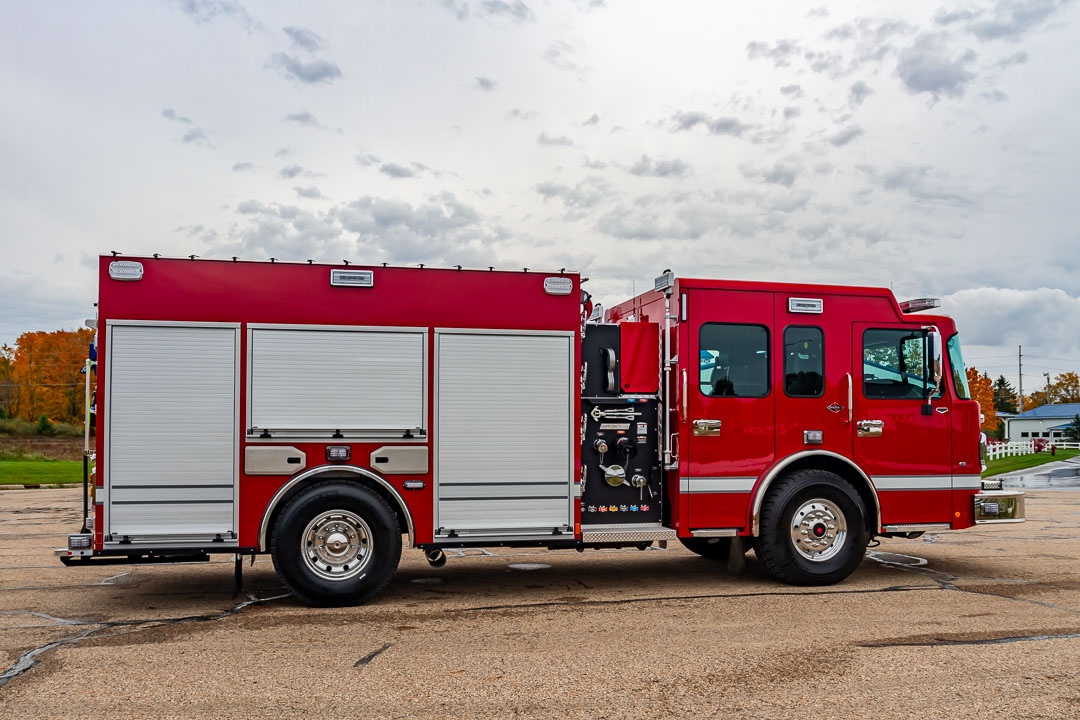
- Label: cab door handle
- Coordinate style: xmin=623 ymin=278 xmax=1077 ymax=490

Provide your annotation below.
xmin=856 ymin=419 xmax=884 ymax=437
xmin=693 ymin=419 xmax=722 ymax=436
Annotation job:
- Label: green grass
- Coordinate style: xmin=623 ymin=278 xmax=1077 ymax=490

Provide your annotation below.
xmin=1 ymin=446 xmax=1074 ymax=486
xmin=0 ymin=459 xmax=83 ymax=485
xmin=983 ymin=448 xmax=1079 ymax=478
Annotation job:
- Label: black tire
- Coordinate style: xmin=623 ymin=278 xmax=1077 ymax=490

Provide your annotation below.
xmin=754 ymin=469 xmax=867 ymax=586
xmin=271 ymin=481 xmax=402 ymax=607
xmin=678 ymin=537 xmax=733 ymax=560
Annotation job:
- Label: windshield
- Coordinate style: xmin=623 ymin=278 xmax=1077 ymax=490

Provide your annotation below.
xmin=947 ymin=334 xmax=970 ymax=399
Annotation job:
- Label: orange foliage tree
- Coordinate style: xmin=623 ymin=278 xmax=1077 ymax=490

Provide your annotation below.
xmin=966 ymin=367 xmax=996 ymax=433
xmin=0 ymin=329 xmax=94 ymax=424
xmin=1022 ymin=371 xmax=1080 ymax=410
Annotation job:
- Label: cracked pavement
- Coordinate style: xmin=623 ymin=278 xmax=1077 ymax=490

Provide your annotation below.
xmin=0 ymin=487 xmax=1078 ymax=719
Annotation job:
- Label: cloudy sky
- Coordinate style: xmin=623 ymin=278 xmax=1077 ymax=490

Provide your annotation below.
xmin=1 ymin=0 xmax=1078 ymax=393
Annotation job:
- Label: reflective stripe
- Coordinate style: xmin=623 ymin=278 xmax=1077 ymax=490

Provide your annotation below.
xmin=680 ymin=476 xmax=756 ymax=494
xmin=872 ymin=475 xmax=953 ymax=491
xmin=952 ymin=476 xmax=983 ymax=490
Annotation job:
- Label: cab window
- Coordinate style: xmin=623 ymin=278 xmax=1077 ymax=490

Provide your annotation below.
xmin=947 ymin=334 xmax=971 ymax=400
xmin=862 ymin=329 xmax=942 ymax=399
xmin=784 ymin=326 xmax=823 ymax=397
xmin=699 ymin=324 xmax=769 ymax=397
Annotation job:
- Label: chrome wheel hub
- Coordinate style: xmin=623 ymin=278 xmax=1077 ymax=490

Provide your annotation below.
xmin=789 ymin=498 xmax=847 ymax=562
xmin=302 ymin=510 xmax=373 ymax=581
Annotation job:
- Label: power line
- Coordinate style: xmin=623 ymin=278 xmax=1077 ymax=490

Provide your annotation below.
xmin=1026 ymin=355 xmax=1080 ymax=363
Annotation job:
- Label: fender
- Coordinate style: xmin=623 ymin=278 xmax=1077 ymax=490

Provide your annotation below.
xmin=749 ymin=450 xmax=880 ymax=536
xmin=258 ymin=464 xmax=416 ymax=551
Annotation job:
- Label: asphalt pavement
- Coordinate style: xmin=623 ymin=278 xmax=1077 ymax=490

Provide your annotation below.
xmin=1 ymin=486 xmax=1078 ymax=719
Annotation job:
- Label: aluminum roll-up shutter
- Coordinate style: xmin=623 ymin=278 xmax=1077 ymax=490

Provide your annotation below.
xmin=248 ymin=327 xmax=426 ymax=437
xmin=436 ymin=331 xmax=573 ymax=534
xmin=105 ymin=323 xmax=239 ymax=540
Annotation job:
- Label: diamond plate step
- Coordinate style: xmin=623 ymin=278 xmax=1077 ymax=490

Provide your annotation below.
xmin=580 ymin=523 xmax=677 ymax=543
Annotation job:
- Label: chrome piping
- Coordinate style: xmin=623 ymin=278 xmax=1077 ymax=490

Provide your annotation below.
xmin=661 ymin=286 xmax=674 ymax=467
xmin=845 ymin=372 xmax=853 ymax=424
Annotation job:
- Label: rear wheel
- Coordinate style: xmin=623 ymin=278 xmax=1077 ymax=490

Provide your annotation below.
xmin=271 ymin=481 xmax=401 ymax=607
xmin=755 ymin=469 xmax=867 ymax=586
xmin=678 ymin=537 xmax=733 ymax=559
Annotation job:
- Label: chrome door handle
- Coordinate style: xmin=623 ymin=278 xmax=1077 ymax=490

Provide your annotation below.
xmin=693 ymin=419 xmax=722 ymax=436
xmin=856 ymin=419 xmax=884 ymax=438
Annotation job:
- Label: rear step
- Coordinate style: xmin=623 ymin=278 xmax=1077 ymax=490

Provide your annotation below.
xmin=581 ymin=523 xmax=677 ymax=544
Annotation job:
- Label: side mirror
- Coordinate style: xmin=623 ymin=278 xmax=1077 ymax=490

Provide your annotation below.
xmin=924 ymin=328 xmax=943 ymax=409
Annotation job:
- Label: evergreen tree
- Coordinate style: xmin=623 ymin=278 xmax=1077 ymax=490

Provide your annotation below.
xmin=1066 ymin=414 xmax=1080 ymax=443
xmin=992 ymin=375 xmax=1017 ymax=414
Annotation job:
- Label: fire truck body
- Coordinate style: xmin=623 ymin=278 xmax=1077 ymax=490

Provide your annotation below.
xmin=58 ymin=256 xmax=1025 ymax=606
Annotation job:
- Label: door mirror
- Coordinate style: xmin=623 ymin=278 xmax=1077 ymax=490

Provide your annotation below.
xmin=924 ymin=327 xmax=943 ymax=404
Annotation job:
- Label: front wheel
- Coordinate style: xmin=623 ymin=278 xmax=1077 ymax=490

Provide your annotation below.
xmin=755 ymin=470 xmax=868 ymax=586
xmin=271 ymin=481 xmax=402 ymax=607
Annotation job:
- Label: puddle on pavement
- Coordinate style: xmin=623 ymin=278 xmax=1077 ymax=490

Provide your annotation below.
xmin=1002 ymin=465 xmax=1080 ymax=490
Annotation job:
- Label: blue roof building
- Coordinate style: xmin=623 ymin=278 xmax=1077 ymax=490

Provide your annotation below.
xmin=1003 ymin=403 xmax=1080 ymax=441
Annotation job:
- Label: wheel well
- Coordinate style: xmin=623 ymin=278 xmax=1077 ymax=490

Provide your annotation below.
xmin=259 ymin=468 xmax=413 ymax=552
xmin=752 ymin=453 xmax=879 ymax=537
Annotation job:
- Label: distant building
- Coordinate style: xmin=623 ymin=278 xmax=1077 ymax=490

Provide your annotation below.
xmin=1002 ymin=403 xmax=1080 ymax=442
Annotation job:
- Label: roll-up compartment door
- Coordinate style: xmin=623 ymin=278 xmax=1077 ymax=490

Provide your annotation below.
xmin=105 ymin=323 xmax=239 ymax=541
xmin=436 ymin=331 xmax=573 ymax=535
xmin=248 ymin=327 xmax=426 ymax=437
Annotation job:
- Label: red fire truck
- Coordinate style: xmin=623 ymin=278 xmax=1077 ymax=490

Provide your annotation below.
xmin=57 ymin=255 xmax=1024 ymax=606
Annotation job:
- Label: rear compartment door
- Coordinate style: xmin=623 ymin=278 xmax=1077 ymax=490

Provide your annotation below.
xmin=434 ymin=330 xmax=574 ymax=539
xmin=104 ymin=322 xmax=239 ymax=543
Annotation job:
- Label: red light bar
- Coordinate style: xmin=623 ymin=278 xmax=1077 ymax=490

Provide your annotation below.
xmin=899 ymin=297 xmax=941 ymax=313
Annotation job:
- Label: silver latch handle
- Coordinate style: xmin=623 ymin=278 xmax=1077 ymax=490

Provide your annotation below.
xmin=692 ymin=419 xmax=722 ymax=436
xmin=856 ymin=419 xmax=885 ymax=437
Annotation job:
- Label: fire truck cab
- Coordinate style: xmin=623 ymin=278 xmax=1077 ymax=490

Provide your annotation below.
xmin=57 ymin=256 xmax=1024 ymax=606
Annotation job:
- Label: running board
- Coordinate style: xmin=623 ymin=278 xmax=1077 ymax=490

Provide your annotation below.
xmin=581 ymin=523 xmax=677 ymax=544
xmin=883 ymin=522 xmax=951 ymax=532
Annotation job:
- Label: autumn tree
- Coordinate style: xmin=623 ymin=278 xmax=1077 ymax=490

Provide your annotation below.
xmin=4 ymin=329 xmax=94 ymax=424
xmin=1054 ymin=372 xmax=1080 ymax=403
xmin=966 ymin=368 xmax=996 ymax=433
xmin=1021 ymin=372 xmax=1080 ymax=411
xmin=1022 ymin=391 xmax=1047 ymax=411
xmin=0 ymin=346 xmax=14 ymax=419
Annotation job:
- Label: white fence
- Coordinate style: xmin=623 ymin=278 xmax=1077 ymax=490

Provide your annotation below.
xmin=986 ymin=440 xmax=1080 ymax=461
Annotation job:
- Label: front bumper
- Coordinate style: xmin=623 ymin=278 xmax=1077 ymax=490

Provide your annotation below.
xmin=973 ymin=491 xmax=1025 ymax=523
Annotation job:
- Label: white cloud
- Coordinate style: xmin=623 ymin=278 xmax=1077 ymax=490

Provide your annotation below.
xmin=0 ymin=0 xmax=1077 ymax=392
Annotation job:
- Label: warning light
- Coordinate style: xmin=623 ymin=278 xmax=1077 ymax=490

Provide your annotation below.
xmin=954 ymin=511 xmax=961 ymax=518
xmin=326 ymin=446 xmax=351 ymax=462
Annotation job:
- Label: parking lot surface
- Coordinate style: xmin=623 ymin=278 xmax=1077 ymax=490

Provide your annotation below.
xmin=1 ymin=487 xmax=1078 ymax=719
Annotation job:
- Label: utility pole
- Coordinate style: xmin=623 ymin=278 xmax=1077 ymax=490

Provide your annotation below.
xmin=1017 ymin=345 xmax=1023 ymax=413
xmin=1045 ymin=372 xmax=1052 ymax=405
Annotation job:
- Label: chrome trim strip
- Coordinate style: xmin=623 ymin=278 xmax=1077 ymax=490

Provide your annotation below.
xmin=257 ymin=464 xmax=415 ymax=551
xmin=883 ymin=522 xmax=951 ymax=532
xmin=872 ymin=475 xmax=953 ymax=491
xmin=680 ymin=476 xmax=756 ymax=494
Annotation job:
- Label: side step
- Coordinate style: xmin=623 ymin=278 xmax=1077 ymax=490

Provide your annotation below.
xmin=581 ymin=523 xmax=677 ymax=544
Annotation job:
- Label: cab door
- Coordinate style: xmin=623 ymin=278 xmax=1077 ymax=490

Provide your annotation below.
xmin=772 ymin=294 xmax=854 ymax=469
xmin=684 ymin=289 xmax=774 ymax=530
xmin=852 ymin=323 xmax=952 ymax=526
